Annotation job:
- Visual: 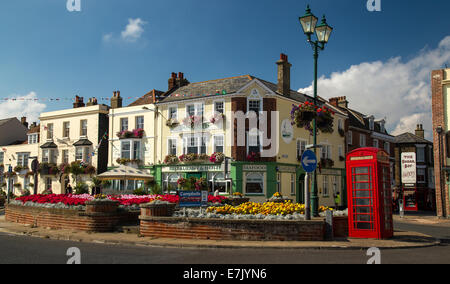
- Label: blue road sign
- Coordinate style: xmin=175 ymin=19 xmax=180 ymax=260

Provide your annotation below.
xmin=301 ymin=150 xmax=318 ymax=173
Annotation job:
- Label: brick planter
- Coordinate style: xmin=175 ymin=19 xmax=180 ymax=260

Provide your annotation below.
xmin=139 ymin=216 xmax=327 ymax=241
xmin=85 ymin=200 xmax=120 ymax=214
xmin=140 ymin=203 xmax=176 ymax=217
xmin=5 ymin=204 xmax=132 ymax=232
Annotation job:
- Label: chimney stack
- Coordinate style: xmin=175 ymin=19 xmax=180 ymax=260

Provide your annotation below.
xmin=331 ymin=96 xmax=349 ymax=109
xmin=21 ymin=117 xmax=28 ymax=128
xmin=415 ymin=124 xmax=425 ymax=139
xmin=168 ymin=72 xmax=178 ymax=90
xmin=111 ymin=91 xmax=123 ymax=109
xmin=86 ymin=97 xmax=98 ymax=106
xmin=73 ymin=95 xmax=85 ymax=108
xmin=276 ymin=53 xmax=292 ymax=96
xmin=30 ymin=122 xmax=37 ymax=129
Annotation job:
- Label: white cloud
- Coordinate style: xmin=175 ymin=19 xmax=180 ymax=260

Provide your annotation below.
xmin=299 ymin=36 xmax=450 ymax=141
xmin=103 ymin=18 xmax=147 ymax=44
xmin=0 ymin=92 xmax=46 ymax=123
xmin=121 ymin=18 xmax=146 ymax=42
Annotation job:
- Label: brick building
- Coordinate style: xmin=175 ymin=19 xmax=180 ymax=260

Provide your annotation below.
xmin=431 ymin=68 xmax=450 ymax=218
xmin=394 ymin=125 xmax=434 ymax=211
xmin=328 ymin=96 xmax=396 ymax=189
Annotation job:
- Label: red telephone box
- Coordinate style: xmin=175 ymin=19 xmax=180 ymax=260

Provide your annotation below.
xmin=346 ymin=148 xmax=393 ymax=239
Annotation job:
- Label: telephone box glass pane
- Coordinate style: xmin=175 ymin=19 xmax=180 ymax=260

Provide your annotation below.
xmin=351 ymin=166 xmax=375 ymax=231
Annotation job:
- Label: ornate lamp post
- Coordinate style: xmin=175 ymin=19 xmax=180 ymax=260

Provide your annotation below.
xmin=299 ymin=5 xmax=333 ymax=216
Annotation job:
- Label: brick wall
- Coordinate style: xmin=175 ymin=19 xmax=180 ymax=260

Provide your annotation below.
xmin=5 ymin=204 xmax=138 ymax=232
xmin=432 ymin=69 xmax=450 ymax=217
xmin=139 ymin=216 xmax=345 ymax=241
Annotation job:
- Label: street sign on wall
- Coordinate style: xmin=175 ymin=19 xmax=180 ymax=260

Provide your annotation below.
xmin=401 ymin=152 xmax=416 ymax=184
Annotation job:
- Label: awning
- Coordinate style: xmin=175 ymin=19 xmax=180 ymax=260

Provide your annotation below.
xmin=73 ymin=139 xmax=93 ymax=146
xmin=96 ymin=165 xmax=154 ymax=181
xmin=40 ymin=142 xmax=57 ymax=149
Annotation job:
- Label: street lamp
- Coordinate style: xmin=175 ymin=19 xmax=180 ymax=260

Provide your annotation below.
xmin=299 ymin=5 xmax=333 ymax=217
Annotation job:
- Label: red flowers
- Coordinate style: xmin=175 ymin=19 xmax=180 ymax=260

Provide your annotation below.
xmin=15 ymin=193 xmax=227 ymax=206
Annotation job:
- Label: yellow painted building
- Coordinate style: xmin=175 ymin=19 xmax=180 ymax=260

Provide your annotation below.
xmin=38 ymin=97 xmax=109 ymax=194
xmin=149 ymin=55 xmax=347 ymax=207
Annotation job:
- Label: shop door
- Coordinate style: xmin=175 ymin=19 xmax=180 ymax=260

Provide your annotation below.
xmin=349 ymin=165 xmax=377 ymax=237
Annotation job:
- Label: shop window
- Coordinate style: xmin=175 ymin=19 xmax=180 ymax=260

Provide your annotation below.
xmin=245 ymin=173 xmax=264 ymax=194
xmin=163 ymin=173 xmax=181 ymax=193
xmin=209 ymin=173 xmax=227 ymax=193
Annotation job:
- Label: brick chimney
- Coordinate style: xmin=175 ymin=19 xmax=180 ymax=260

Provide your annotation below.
xmin=30 ymin=122 xmax=37 ymax=129
xmin=20 ymin=117 xmax=28 ymax=128
xmin=276 ymin=53 xmax=292 ymax=96
xmin=415 ymin=124 xmax=425 ymax=139
xmin=73 ymin=95 xmax=85 ymax=108
xmin=168 ymin=72 xmax=177 ymax=90
xmin=111 ymin=91 xmax=122 ymax=109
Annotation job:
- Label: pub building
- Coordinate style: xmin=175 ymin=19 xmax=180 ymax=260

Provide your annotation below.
xmin=149 ymin=54 xmax=347 ymax=206
xmin=393 ymin=125 xmax=435 ymax=211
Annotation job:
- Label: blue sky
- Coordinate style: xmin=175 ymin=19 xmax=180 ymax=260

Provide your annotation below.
xmin=0 ymin=0 xmax=449 ymax=138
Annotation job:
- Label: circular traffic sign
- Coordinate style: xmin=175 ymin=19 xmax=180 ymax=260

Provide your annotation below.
xmin=301 ymin=150 xmax=318 ymax=173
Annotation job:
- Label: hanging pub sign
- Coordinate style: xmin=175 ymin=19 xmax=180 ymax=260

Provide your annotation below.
xmin=401 ymin=152 xmax=416 ymax=184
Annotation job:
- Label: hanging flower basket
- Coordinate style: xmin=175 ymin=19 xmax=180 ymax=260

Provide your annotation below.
xmin=290 ymin=102 xmax=316 ymax=128
xmin=166 ymin=119 xmax=180 ymax=129
xmin=316 ymin=107 xmax=334 ymax=133
xmin=209 ymin=152 xmax=225 ymax=164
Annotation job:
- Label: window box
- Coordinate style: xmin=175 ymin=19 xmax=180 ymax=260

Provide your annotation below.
xmin=116 ymin=129 xmax=144 ymax=139
xmin=116 ymin=158 xmax=143 ymax=167
xmin=319 ymin=158 xmax=334 ymax=169
xmin=166 ymin=119 xmax=180 ymax=129
xmin=164 ymin=155 xmax=179 ymax=165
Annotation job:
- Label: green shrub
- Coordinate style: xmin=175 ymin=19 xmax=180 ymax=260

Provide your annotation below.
xmin=133 ymin=187 xmax=148 ymax=196
xmin=74 ymin=183 xmax=89 ymax=195
xmin=149 ymin=184 xmax=162 ymax=195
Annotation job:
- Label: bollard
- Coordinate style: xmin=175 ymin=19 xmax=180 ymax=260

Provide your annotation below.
xmin=325 ymin=210 xmax=334 ymax=240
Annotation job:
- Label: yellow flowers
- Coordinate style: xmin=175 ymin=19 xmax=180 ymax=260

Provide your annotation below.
xmin=207 ymin=201 xmax=332 ymax=216
xmin=272 ymin=192 xmax=282 ymax=198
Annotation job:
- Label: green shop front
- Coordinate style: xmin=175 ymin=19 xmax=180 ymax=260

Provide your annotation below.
xmin=153 ymin=162 xmax=305 ymax=203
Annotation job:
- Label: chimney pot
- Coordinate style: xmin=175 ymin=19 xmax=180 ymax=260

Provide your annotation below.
xmin=276 ymin=54 xmax=291 ymax=96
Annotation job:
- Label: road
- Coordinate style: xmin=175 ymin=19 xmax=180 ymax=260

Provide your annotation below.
xmin=1 ymin=209 xmax=450 ymax=264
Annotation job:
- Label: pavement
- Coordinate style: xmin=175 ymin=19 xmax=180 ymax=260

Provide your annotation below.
xmin=0 ymin=214 xmax=441 ymax=250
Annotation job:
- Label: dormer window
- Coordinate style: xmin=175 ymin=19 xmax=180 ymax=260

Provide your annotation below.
xmin=28 ymin=134 xmax=39 ymax=144
xmin=380 ymin=121 xmax=385 ymax=133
